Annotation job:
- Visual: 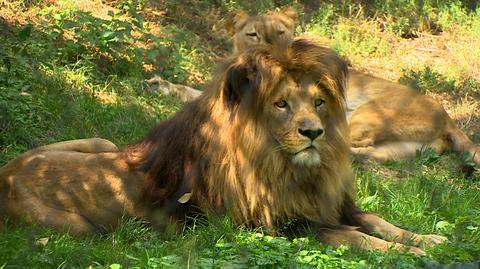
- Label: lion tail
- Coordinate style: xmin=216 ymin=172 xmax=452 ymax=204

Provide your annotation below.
xmin=446 ymin=119 xmax=480 ymax=166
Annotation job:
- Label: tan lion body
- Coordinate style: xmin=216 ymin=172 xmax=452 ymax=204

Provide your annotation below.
xmin=345 ymin=70 xmax=480 ymax=163
xmin=155 ymin=9 xmax=479 ymax=165
xmin=1 ymin=41 xmax=445 ymax=254
xmin=0 ymin=139 xmax=147 ymax=234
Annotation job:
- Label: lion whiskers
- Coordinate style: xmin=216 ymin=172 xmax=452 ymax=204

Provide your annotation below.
xmin=267 ymin=144 xmax=289 ymax=155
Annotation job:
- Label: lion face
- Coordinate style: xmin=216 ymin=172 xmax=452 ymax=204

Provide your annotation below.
xmin=222 ymin=40 xmax=348 ymax=169
xmin=226 ymin=8 xmax=297 ymax=53
xmin=264 ymin=74 xmax=329 ymax=167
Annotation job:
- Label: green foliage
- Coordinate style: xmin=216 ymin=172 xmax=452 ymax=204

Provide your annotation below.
xmin=0 ymin=218 xmax=430 ymax=268
xmin=341 ymin=0 xmax=477 ymax=35
xmin=36 ymin=5 xmax=158 ymax=76
xmin=399 ymin=66 xmax=480 ymax=95
xmin=400 ymin=66 xmax=456 ymax=94
xmin=355 ymin=158 xmax=480 ymax=263
xmin=304 ymin=0 xmax=480 ymax=45
xmin=0 ymin=1 xmax=202 ymax=164
xmin=303 ymin=3 xmax=337 ymax=37
xmin=155 ymin=25 xmax=212 ymax=85
xmin=438 ymin=1 xmax=480 ymax=33
xmin=332 ymin=18 xmax=392 ymax=58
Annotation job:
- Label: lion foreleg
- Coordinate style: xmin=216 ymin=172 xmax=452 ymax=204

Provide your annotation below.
xmin=144 ymin=76 xmax=201 ymax=102
xmin=351 ymin=139 xmax=447 ymax=163
xmin=354 ymin=213 xmax=447 ymax=249
xmin=318 ymin=226 xmax=426 ymax=255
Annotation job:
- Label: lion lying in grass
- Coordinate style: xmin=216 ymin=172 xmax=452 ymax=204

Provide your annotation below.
xmin=0 ymin=40 xmax=446 ymax=255
xmin=151 ymin=8 xmax=479 ymax=167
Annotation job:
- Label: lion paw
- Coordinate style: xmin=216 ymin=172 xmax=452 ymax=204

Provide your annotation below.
xmin=351 ymin=146 xmax=378 ymax=163
xmin=350 ymin=138 xmax=375 ymax=148
xmin=415 ymin=234 xmax=448 ymax=248
xmin=408 ymin=246 xmax=427 ymax=256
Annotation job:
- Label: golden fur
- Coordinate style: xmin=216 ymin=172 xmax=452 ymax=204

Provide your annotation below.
xmin=346 ymin=71 xmax=480 ymax=166
xmin=0 ymin=138 xmax=144 ymax=234
xmin=0 ymin=40 xmax=445 ymax=254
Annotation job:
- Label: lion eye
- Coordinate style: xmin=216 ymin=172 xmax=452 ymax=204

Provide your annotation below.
xmin=274 ymin=100 xmax=288 ymax=109
xmin=277 ymin=30 xmax=285 ymax=35
xmin=246 ymin=32 xmax=257 ymax=37
xmin=314 ymin=98 xmax=325 ymax=107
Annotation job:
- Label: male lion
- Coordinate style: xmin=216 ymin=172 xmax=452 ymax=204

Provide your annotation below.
xmin=0 ymin=40 xmax=445 ymax=255
xmin=153 ymin=8 xmax=480 ymax=167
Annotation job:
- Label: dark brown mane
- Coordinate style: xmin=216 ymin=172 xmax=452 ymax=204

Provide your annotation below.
xmin=125 ymin=39 xmax=353 ymax=228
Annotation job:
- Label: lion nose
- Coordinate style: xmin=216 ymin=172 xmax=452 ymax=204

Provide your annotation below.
xmin=298 ymin=128 xmax=324 ymax=140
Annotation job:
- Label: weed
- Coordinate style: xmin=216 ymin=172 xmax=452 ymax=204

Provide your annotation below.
xmin=400 ymin=66 xmax=456 ymax=94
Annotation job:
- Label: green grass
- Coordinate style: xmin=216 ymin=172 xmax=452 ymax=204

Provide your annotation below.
xmin=1 ymin=161 xmax=478 ymax=268
xmin=1 ymin=0 xmax=480 ymax=268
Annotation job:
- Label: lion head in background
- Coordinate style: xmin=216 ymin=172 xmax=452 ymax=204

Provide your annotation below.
xmin=225 ymin=7 xmax=297 ymax=53
xmin=127 ymin=38 xmax=351 ymax=228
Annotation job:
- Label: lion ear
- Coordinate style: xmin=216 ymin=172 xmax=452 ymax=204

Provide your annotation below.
xmin=225 ymin=11 xmax=248 ymax=35
xmin=224 ymin=60 xmax=254 ymax=109
xmin=280 ymin=7 xmax=298 ymax=22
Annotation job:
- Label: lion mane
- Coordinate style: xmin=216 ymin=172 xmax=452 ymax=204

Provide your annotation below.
xmin=126 ymin=39 xmax=354 ymax=229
